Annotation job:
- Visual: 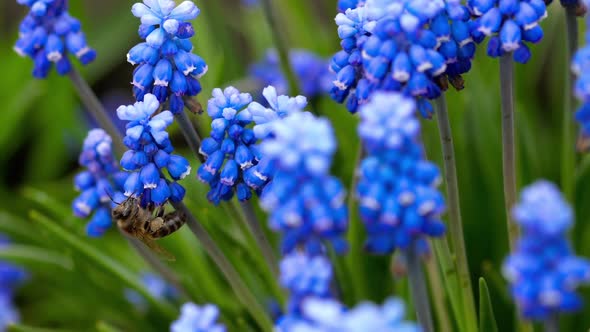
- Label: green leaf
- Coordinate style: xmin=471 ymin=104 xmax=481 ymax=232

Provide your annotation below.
xmin=479 ymin=277 xmax=499 ymax=332
xmin=95 ymin=321 xmax=124 ymax=332
xmin=29 ymin=210 xmax=177 ymax=320
xmin=0 ymin=244 xmax=73 ymax=270
xmin=7 ymin=324 xmax=74 ymax=332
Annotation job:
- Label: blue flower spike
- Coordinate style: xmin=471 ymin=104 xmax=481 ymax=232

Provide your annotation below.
xmin=14 ymin=0 xmax=96 ymax=78
xmin=171 ymin=302 xmax=227 ymax=332
xmin=467 ymin=0 xmax=548 ymax=63
xmin=503 ymin=181 xmax=590 ymax=320
xmin=73 ymin=129 xmax=128 ymax=237
xmin=117 ymin=94 xmax=190 ymax=206
xmin=259 ymin=111 xmax=348 ymax=254
xmin=0 ymin=235 xmax=27 ymax=331
xmin=129 ymin=0 xmax=207 ymax=114
xmin=330 ymin=0 xmax=477 ymax=114
xmin=356 ymin=92 xmax=446 ymax=255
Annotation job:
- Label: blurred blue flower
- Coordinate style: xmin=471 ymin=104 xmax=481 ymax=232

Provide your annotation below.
xmin=280 ymin=252 xmax=333 ymax=313
xmin=242 ymin=0 xmax=259 ymax=7
xmin=356 ymin=92 xmax=446 ymax=255
xmin=0 ymin=235 xmax=26 ymax=332
xmin=128 ymin=0 xmax=207 ymax=114
xmin=259 ymin=111 xmax=348 ymax=254
xmin=72 ymin=129 xmax=128 ymax=237
xmin=0 ymin=291 xmax=20 ymax=332
xmin=249 ymin=49 xmax=335 ymax=99
xmin=331 ymin=0 xmax=476 ymax=114
xmin=276 ymin=297 xmax=421 ymax=331
xmin=117 ymin=94 xmax=190 ymax=206
xmin=125 ymin=272 xmax=179 ymax=310
xmin=171 ymin=302 xmax=226 ymax=332
xmin=14 ymin=0 xmax=96 ymax=78
xmin=503 ymin=181 xmax=590 ymax=320
xmin=467 ymin=0 xmax=547 ymax=63
xmin=573 ymin=13 xmax=590 ymax=149
xmin=338 ymin=0 xmax=364 ymax=12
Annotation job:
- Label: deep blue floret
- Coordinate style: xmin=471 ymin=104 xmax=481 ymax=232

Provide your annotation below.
xmin=129 ymin=0 xmax=207 ymax=114
xmin=72 ymin=129 xmax=128 ymax=237
xmin=356 ymin=92 xmax=446 ymax=255
xmin=117 ymin=94 xmax=190 ymax=206
xmin=249 ymin=49 xmax=335 ymax=99
xmin=258 ymin=111 xmax=348 ymax=254
xmin=170 ymin=302 xmax=226 ymax=332
xmin=0 ymin=235 xmax=27 ymax=331
xmin=503 ymin=181 xmax=590 ymax=320
xmin=467 ymin=0 xmax=547 ymax=63
xmin=14 ymin=0 xmax=96 ymax=78
xmin=338 ymin=0 xmax=365 ymax=12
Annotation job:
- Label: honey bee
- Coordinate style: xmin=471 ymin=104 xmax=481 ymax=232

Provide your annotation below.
xmin=112 ymin=196 xmax=186 ymax=261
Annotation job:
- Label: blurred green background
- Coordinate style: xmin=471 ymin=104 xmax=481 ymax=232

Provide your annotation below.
xmin=0 ymin=0 xmax=588 ymax=331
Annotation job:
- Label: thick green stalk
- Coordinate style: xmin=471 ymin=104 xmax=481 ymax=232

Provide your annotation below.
xmin=425 ymin=256 xmax=451 ymax=332
xmin=260 ymin=0 xmax=301 ymax=95
xmin=434 ymin=95 xmax=477 ymax=329
xmin=238 ymin=200 xmax=279 ymax=278
xmin=68 ymin=68 xmax=126 ymax=155
xmin=172 ymin=201 xmax=273 ymax=330
xmin=175 ymin=111 xmax=205 ymax=163
xmin=500 ymin=54 xmax=519 ymax=251
xmin=406 ymin=247 xmax=434 ymax=332
xmin=561 ymin=6 xmax=578 ymax=201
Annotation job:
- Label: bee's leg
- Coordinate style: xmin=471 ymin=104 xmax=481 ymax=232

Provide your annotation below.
xmin=155 ymin=206 xmax=166 ymax=218
xmin=150 ymin=211 xmax=186 ymax=239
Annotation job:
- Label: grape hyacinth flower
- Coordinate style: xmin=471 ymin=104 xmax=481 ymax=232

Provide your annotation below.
xmin=259 ymin=111 xmax=348 ymax=254
xmin=14 ymin=0 xmax=96 ymax=78
xmin=197 ymin=86 xmax=307 ymax=204
xmin=196 ymin=87 xmax=260 ymax=204
xmin=117 ymin=94 xmax=191 ymax=206
xmin=276 ymin=297 xmax=421 ymax=331
xmin=0 ymin=235 xmax=27 ymax=332
xmin=573 ymin=12 xmax=590 ymax=150
xmin=280 ymin=252 xmax=333 ymax=313
xmin=503 ymin=181 xmax=590 ymax=320
xmin=338 ymin=0 xmax=364 ymax=12
xmin=170 ymin=302 xmax=226 ymax=332
xmin=249 ymin=49 xmax=335 ymax=99
xmin=128 ymin=0 xmax=207 ymax=114
xmin=356 ymin=92 xmax=446 ymax=254
xmin=467 ymin=0 xmax=548 ymax=63
xmin=331 ymin=0 xmax=476 ymax=115
xmin=72 ymin=129 xmax=128 ymax=237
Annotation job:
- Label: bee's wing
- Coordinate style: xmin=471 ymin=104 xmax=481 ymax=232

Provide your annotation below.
xmin=133 ymin=231 xmax=176 ymax=261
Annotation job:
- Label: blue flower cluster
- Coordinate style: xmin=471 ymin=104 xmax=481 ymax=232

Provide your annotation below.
xmin=117 ymin=94 xmax=191 ymax=206
xmin=128 ymin=0 xmax=207 ymax=114
xmin=276 ymin=297 xmax=420 ymax=331
xmin=125 ymin=272 xmax=179 ymax=310
xmin=14 ymin=0 xmax=96 ymax=78
xmin=573 ymin=12 xmax=590 ymax=149
xmin=197 ymin=86 xmax=307 ymax=205
xmin=331 ymin=0 xmax=477 ymax=115
xmin=503 ymin=181 xmax=590 ymax=320
xmin=72 ymin=129 xmax=128 ymax=237
xmin=249 ymin=49 xmax=334 ymax=99
xmin=259 ymin=111 xmax=348 ymax=254
xmin=467 ymin=0 xmax=547 ymax=63
xmin=280 ymin=252 xmax=333 ymax=313
xmin=356 ymin=92 xmax=446 ymax=254
xmin=170 ymin=302 xmax=226 ymax=332
xmin=0 ymin=235 xmax=27 ymax=331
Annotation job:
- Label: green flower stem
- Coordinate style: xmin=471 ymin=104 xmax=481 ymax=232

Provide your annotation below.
xmin=562 ymin=7 xmax=579 ymax=201
xmin=425 ymin=254 xmax=451 ymax=332
xmin=172 ymin=201 xmax=273 ymax=330
xmin=500 ymin=54 xmax=519 ymax=251
xmin=434 ymin=95 xmax=477 ymax=328
xmin=544 ymin=315 xmax=559 ymax=332
xmin=175 ymin=111 xmax=205 ymax=163
xmin=433 ymin=239 xmax=466 ymax=332
xmin=68 ymin=67 xmax=126 ymax=156
xmin=406 ymin=247 xmax=434 ymax=332
xmin=260 ymin=0 xmax=301 ymax=95
xmin=239 ymin=200 xmax=279 ymax=278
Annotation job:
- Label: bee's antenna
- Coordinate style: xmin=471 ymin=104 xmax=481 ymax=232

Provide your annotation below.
xmin=104 ymin=188 xmax=123 ymax=205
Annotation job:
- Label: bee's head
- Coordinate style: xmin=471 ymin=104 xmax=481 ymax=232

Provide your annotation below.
xmin=112 ymin=196 xmax=138 ymax=219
